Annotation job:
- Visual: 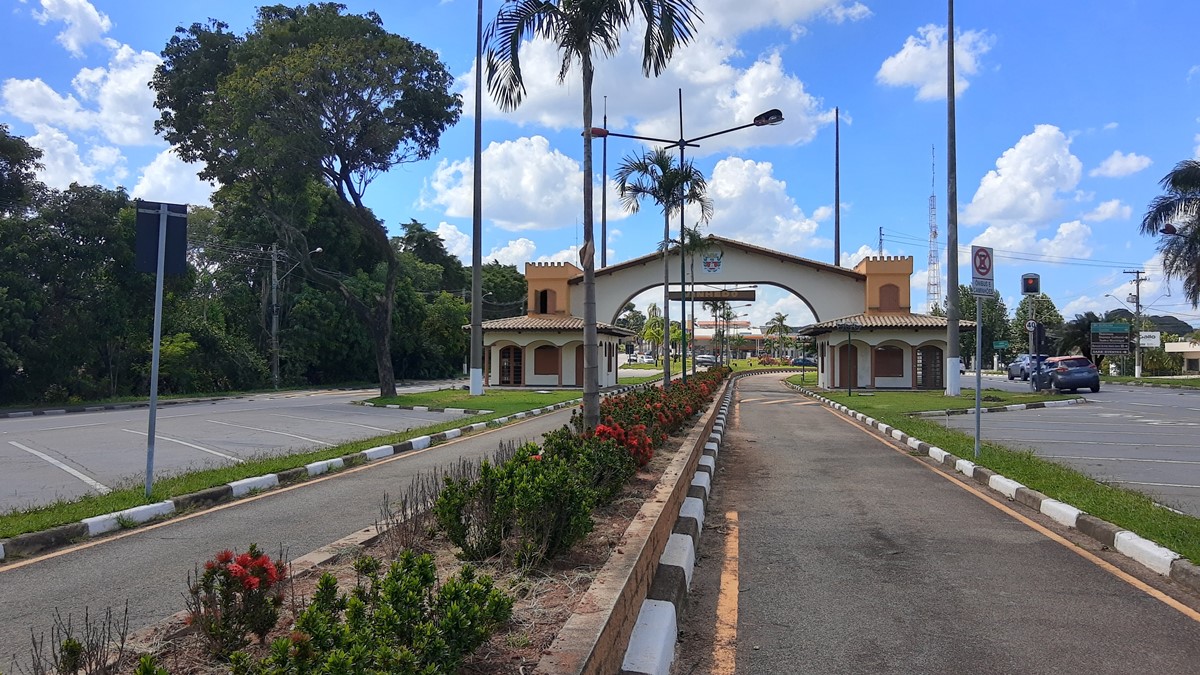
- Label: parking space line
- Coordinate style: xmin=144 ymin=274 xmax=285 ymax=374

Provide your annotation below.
xmin=986 ymin=438 xmax=1196 ymax=448
xmin=1041 ymin=454 xmax=1200 ymax=466
xmin=121 ymin=429 xmax=243 ymax=463
xmin=207 ymin=420 xmax=333 ymax=445
xmin=0 ymin=420 xmax=108 ymax=432
xmin=271 ymin=413 xmax=394 ymax=433
xmin=7 ymin=441 xmax=110 ymax=494
xmin=1113 ymin=480 xmax=1200 ymax=490
xmin=1127 ymin=402 xmax=1164 ymax=407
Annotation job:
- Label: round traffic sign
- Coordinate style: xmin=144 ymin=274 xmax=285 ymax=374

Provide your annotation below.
xmin=973 ymin=247 xmax=992 ymax=277
xmin=1025 ymin=320 xmax=1037 ymax=331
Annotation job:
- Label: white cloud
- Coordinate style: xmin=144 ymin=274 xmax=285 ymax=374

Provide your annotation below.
xmin=963 ymin=125 xmax=1082 ymax=226
xmin=969 ymin=220 xmax=1093 ymax=261
xmin=32 ymin=0 xmax=111 ymax=57
xmin=27 ymin=123 xmax=97 ymax=188
xmin=132 ymin=147 xmax=216 ymax=205
xmin=1103 ymin=122 xmax=1119 ymax=131
xmin=462 ymin=36 xmax=832 ymax=156
xmin=489 ymin=238 xmax=538 ymax=267
xmin=840 ymin=244 xmax=883 ymax=269
xmin=435 ymin=222 xmax=471 ymax=260
xmin=536 ymin=245 xmax=582 ymax=264
xmin=1089 ymin=150 xmax=1152 ymax=178
xmin=706 ymin=157 xmax=827 ymax=251
xmin=1082 ymin=198 xmax=1131 ymax=222
xmin=822 ymin=2 xmax=872 ymax=24
xmin=1060 ymin=294 xmax=1107 ymax=318
xmin=2 ymin=41 xmax=163 ymax=145
xmin=876 ymin=24 xmax=994 ymax=101
xmin=423 ymin=136 xmax=606 ymax=232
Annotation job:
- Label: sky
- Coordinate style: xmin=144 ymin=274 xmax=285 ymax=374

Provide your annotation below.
xmin=3 ymin=0 xmax=1200 ymax=332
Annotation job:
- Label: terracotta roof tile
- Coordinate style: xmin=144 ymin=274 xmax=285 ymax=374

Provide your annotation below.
xmin=472 ymin=315 xmax=636 ymax=336
xmin=801 ymin=313 xmax=975 ymax=334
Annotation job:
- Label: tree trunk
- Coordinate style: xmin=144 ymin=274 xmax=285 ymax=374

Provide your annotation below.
xmin=581 ymin=58 xmax=600 ymax=429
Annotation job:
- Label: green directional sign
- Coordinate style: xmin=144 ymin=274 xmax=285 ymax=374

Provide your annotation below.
xmin=992 ymin=340 xmax=1009 ymax=349
xmin=1091 ymin=322 xmax=1131 ymax=355
xmin=1091 ymin=322 xmax=1130 ymax=333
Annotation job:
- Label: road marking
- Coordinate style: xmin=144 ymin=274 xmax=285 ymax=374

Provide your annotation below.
xmin=823 ymin=409 xmax=1200 ymax=624
xmin=7 ymin=441 xmax=110 ymax=494
xmin=1127 ymin=402 xmax=1164 ymax=407
xmin=0 ymin=421 xmax=108 ymax=432
xmin=207 ymin=420 xmax=333 ymax=445
xmin=121 ymin=429 xmax=243 ymax=463
xmin=982 ymin=438 xmax=1198 ymax=448
xmin=712 ymin=510 xmax=739 ymax=675
xmin=1113 ymin=480 xmax=1200 ymax=490
xmin=271 ymin=413 xmax=394 ymax=433
xmin=1041 ymin=455 xmax=1200 ymax=466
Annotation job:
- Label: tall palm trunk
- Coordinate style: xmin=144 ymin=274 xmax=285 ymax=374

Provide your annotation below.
xmin=581 ymin=57 xmax=600 ymax=428
xmin=661 ymin=210 xmax=671 ymax=389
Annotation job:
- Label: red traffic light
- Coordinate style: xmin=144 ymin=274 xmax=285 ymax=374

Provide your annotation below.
xmin=1021 ymin=273 xmax=1040 ymax=295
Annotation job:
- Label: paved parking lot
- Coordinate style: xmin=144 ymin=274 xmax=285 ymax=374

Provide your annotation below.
xmin=943 ymin=375 xmax=1200 ymax=516
xmin=0 ymin=386 xmax=474 ymax=512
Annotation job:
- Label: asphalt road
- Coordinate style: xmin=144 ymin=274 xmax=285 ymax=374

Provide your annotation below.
xmin=0 ymin=404 xmax=576 ymax=662
xmin=948 ymin=373 xmax=1200 ymax=517
xmin=673 ymin=373 xmax=1200 ymax=674
xmin=0 ymin=383 xmax=475 ymax=512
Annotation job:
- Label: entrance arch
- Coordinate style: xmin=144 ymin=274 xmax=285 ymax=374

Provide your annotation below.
xmin=572 ymin=237 xmax=866 ymax=325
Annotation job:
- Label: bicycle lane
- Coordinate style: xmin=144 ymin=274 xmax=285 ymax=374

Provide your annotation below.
xmin=674 ymin=374 xmax=1200 ymax=674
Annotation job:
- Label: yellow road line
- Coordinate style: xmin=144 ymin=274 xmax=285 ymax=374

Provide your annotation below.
xmin=712 ymin=510 xmax=740 ymax=674
xmin=824 ymin=409 xmax=1200 ymax=624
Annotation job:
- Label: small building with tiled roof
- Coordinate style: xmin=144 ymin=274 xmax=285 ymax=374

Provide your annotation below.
xmin=799 ymin=256 xmax=971 ymax=390
xmin=477 ymin=262 xmax=635 ymax=387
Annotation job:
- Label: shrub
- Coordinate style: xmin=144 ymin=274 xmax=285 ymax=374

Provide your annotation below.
xmin=508 ymin=454 xmax=594 ymax=567
xmin=229 ymin=553 xmax=513 ymax=674
xmin=540 ymin=426 xmax=637 ymax=503
xmin=433 ymin=459 xmax=516 ymax=560
xmin=186 ymin=544 xmax=288 ymax=658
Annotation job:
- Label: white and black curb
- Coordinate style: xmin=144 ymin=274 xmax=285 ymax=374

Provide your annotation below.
xmin=788 ymin=383 xmax=1200 ymax=596
xmin=616 ymin=374 xmax=809 ymax=675
xmin=911 ymin=397 xmax=1086 ymax=417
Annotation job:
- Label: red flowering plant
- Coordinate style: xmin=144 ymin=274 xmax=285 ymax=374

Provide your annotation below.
xmin=185 ymin=543 xmax=288 ymax=658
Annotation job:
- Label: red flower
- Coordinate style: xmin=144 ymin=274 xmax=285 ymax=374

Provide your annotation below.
xmin=215 ymin=550 xmax=234 ymax=564
xmin=227 ymin=563 xmax=247 ymax=579
xmin=235 ymin=553 xmax=253 ymax=567
xmin=242 ymin=575 xmax=261 ymax=590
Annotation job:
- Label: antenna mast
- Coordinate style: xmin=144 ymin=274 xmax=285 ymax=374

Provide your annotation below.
xmin=927 ymin=145 xmax=942 ymax=311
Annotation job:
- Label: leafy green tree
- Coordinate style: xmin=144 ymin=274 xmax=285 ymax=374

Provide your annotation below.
xmin=615 ymin=147 xmax=712 ymax=388
xmin=765 ymin=312 xmax=790 ymax=358
xmin=615 ymin=302 xmax=646 ymax=334
xmin=398 ymin=219 xmax=468 ymax=293
xmin=950 ymin=286 xmax=1009 ymax=366
xmin=0 ymin=124 xmax=44 ymax=216
xmin=481 ymin=260 xmax=527 ymax=319
xmin=641 ymin=303 xmax=663 ymax=363
xmin=1057 ymin=311 xmax=1105 ymax=366
xmin=485 ymin=0 xmax=702 ymax=429
xmin=152 ymin=3 xmax=462 ymax=397
xmin=1010 ymin=293 xmax=1063 ymax=354
xmin=1140 ymin=159 xmax=1200 ymax=306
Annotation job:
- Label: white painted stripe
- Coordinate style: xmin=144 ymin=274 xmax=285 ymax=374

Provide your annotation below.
xmin=661 ymin=533 xmax=697 ymax=589
xmin=13 ymin=420 xmax=107 ymax=431
xmin=621 ymin=600 xmax=677 ymax=675
xmin=955 ymin=459 xmax=976 ymax=477
xmin=928 ymin=447 xmax=949 ymax=463
xmin=207 ymin=420 xmax=332 ymax=445
xmin=411 ymin=435 xmax=432 ymax=451
xmin=270 ymin=413 xmax=392 ymax=433
xmin=8 ymin=441 xmax=110 ymax=494
xmin=1112 ymin=480 xmax=1200 ymax=489
xmin=989 ymin=475 xmax=1024 ymax=498
xmin=121 ymin=429 xmax=243 ymax=463
xmin=1114 ymin=531 xmax=1180 ymax=575
xmin=306 ymin=458 xmax=344 ymax=476
xmin=1126 ymin=402 xmax=1164 ymax=407
xmin=690 ymin=471 xmax=711 ymax=497
xmin=83 ymin=500 xmax=175 ymax=537
xmin=1041 ymin=454 xmax=1200 ymax=466
xmin=361 ymin=445 xmax=394 ymax=461
xmin=698 ymin=455 xmax=716 ymax=472
xmin=1039 ymin=499 xmax=1082 ymax=528
xmin=986 ymin=438 xmax=1198 ymax=449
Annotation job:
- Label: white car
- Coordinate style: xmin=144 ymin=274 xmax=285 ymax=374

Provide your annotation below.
xmin=636 ymin=353 xmax=656 ymax=364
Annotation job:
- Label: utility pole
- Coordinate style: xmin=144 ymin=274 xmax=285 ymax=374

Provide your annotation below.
xmin=944 ymin=0 xmax=962 ymax=395
xmin=271 ymin=243 xmax=280 ymax=390
xmin=1125 ymin=269 xmax=1144 ymax=378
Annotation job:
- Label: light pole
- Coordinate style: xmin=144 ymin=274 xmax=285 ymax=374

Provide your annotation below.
xmin=591 ymin=97 xmax=783 ymax=387
xmin=835 ymin=321 xmax=862 ymax=396
xmin=469 ymin=0 xmax=484 ymax=396
xmin=1124 ymin=269 xmax=1145 ymax=377
xmin=272 ymin=244 xmax=322 ymax=389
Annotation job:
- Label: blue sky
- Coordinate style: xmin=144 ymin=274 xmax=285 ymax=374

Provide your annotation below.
xmin=3 ymin=0 xmax=1199 ymax=330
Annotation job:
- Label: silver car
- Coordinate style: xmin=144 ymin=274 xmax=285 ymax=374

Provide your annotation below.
xmin=1006 ymin=354 xmax=1048 ymax=381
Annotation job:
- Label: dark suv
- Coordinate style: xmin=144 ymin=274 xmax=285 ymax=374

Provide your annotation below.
xmin=1043 ymin=355 xmax=1100 ymax=393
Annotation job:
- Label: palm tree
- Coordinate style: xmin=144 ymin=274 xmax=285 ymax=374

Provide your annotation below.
xmin=484 ymin=0 xmax=703 ymax=430
xmin=641 ymin=302 xmax=663 ymax=363
xmin=765 ymin=312 xmax=790 ymax=358
xmin=678 ymin=227 xmax=710 ymax=377
xmin=1059 ymin=311 xmax=1106 ymax=367
xmin=1142 ymin=160 xmax=1200 ymax=306
xmin=616 ymin=147 xmax=713 ymax=389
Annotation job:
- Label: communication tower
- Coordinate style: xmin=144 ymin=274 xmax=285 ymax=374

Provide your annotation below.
xmin=927 ymin=146 xmax=942 ymax=311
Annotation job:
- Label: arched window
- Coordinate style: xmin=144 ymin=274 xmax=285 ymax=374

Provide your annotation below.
xmin=533 ymin=345 xmax=559 ymax=375
xmin=537 ymin=289 xmax=557 ymax=314
xmin=879 ymin=284 xmax=901 ymax=311
xmin=875 ymin=345 xmax=904 ymax=377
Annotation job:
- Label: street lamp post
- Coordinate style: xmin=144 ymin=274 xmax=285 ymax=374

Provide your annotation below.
xmin=835 ymin=321 xmax=862 ymax=396
xmin=271 ymin=244 xmax=322 ymax=389
xmin=591 ymin=96 xmax=783 ymax=387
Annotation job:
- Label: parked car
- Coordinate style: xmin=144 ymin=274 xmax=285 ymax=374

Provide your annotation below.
xmin=1006 ymin=354 xmax=1049 ymax=381
xmin=636 ymin=353 xmax=656 ymax=364
xmin=695 ymin=354 xmax=717 ymax=366
xmin=1043 ymin=355 xmax=1100 ymax=393
xmin=790 ymin=356 xmax=817 ymax=367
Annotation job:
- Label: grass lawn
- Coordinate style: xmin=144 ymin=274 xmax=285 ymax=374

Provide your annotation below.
xmin=792 ymin=380 xmax=1200 ymax=563
xmin=802 ymin=386 xmax=1073 ymax=415
xmin=0 ymin=388 xmax=580 ymax=540
xmin=1102 ymin=375 xmax=1200 ymax=389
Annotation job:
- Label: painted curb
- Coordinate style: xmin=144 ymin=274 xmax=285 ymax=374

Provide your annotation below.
xmin=788 ymin=382 xmax=1200 ymax=596
xmin=911 ymin=397 xmax=1086 ymax=417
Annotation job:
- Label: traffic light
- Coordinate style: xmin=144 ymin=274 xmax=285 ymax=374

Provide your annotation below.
xmin=1021 ymin=273 xmax=1040 ymax=295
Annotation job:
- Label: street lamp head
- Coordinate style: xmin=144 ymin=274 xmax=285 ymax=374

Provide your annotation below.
xmin=588 ymin=127 xmax=609 ymax=138
xmin=1161 ymin=223 xmax=1185 ymax=236
xmin=311 ymin=247 xmax=324 ymax=254
xmin=753 ymin=109 xmax=785 ymax=127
